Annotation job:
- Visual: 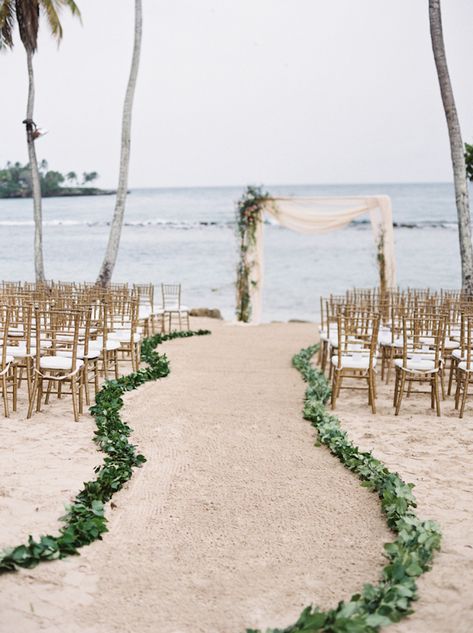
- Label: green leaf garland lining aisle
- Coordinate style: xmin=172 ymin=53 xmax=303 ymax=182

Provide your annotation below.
xmin=0 ymin=329 xmax=211 ymax=573
xmin=246 ymin=344 xmax=441 ymax=633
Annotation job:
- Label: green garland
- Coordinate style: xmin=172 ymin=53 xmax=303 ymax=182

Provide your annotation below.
xmin=0 ymin=329 xmax=211 ymax=573
xmin=236 ymin=185 xmax=270 ymax=322
xmin=247 ymin=344 xmax=441 ymax=633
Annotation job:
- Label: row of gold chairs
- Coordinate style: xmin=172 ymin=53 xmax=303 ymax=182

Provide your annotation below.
xmin=318 ymin=288 xmax=473 ymax=417
xmin=0 ymin=281 xmax=190 ymax=421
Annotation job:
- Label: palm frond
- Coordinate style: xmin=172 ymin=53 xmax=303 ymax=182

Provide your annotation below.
xmin=15 ymin=0 xmax=40 ymax=53
xmin=40 ymin=0 xmax=62 ymax=40
xmin=41 ymin=0 xmax=81 ymax=42
xmin=0 ymin=0 xmax=16 ymax=50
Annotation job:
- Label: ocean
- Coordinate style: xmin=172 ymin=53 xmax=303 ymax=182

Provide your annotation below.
xmin=0 ymin=182 xmax=466 ymax=321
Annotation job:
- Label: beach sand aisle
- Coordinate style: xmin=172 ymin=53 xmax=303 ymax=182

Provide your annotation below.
xmin=0 ymin=320 xmax=391 ymax=633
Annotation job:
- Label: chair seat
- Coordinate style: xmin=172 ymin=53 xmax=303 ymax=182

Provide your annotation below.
xmin=57 ymin=347 xmax=100 ymax=360
xmin=162 ymin=304 xmax=189 ymax=312
xmin=332 ymin=354 xmax=376 ymax=370
xmin=8 ymin=327 xmax=24 ymax=337
xmin=110 ymin=330 xmax=140 ymax=342
xmin=330 ymin=337 xmax=365 ymax=352
xmin=89 ymin=338 xmax=121 ymax=352
xmin=380 ymin=336 xmax=407 ymax=348
xmin=394 ymin=358 xmax=436 ymax=373
xmin=139 ymin=306 xmax=151 ymax=319
xmin=40 ymin=356 xmax=84 ymax=371
xmin=458 ymin=361 xmax=473 ymax=372
xmin=7 ymin=345 xmax=37 ymax=358
xmin=452 ymin=349 xmax=466 ymax=361
xmin=418 ymin=336 xmax=458 ymax=350
xmin=445 ymin=339 xmax=460 ymax=350
xmin=378 ymin=331 xmax=393 ymax=345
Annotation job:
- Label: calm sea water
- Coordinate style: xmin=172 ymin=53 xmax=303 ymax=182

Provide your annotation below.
xmin=0 ymin=182 xmax=467 ymax=321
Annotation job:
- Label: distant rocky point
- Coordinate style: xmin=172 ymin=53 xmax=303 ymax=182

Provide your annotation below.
xmin=190 ymin=308 xmax=223 ymax=320
xmin=0 ymin=161 xmax=115 ymax=199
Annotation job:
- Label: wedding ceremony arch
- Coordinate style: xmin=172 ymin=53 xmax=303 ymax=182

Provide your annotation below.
xmin=235 ymin=187 xmax=397 ymax=323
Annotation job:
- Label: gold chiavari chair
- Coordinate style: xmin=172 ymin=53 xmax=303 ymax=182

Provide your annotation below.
xmin=331 ymin=311 xmax=380 ymax=414
xmin=27 ymin=307 xmax=84 ymax=422
xmin=393 ymin=314 xmax=445 ymax=416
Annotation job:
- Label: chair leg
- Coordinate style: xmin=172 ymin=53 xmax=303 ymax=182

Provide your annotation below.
xmin=78 ymin=373 xmax=84 ymax=415
xmin=434 ymin=374 xmax=441 ymax=416
xmin=94 ymin=360 xmax=100 ymax=395
xmin=114 ymin=350 xmax=119 ymax=379
xmin=395 ymin=371 xmax=406 ymax=416
xmin=2 ymin=374 xmax=9 ymax=418
xmin=393 ymin=369 xmax=400 ymax=407
xmin=26 ymin=358 xmax=33 ymax=401
xmin=103 ymin=351 xmax=109 ymax=380
xmin=71 ymin=377 xmax=79 ymax=422
xmin=454 ymin=368 xmax=462 ymax=409
xmin=12 ymin=365 xmax=17 ymax=412
xmin=440 ymin=366 xmax=446 ymax=400
xmin=45 ymin=378 xmax=54 ymax=405
xmin=331 ymin=371 xmax=339 ymax=410
xmin=369 ymin=370 xmax=376 ymax=414
xmin=27 ymin=376 xmax=39 ymax=419
xmin=459 ymin=373 xmax=469 ymax=419
xmin=448 ymin=358 xmax=456 ymax=396
xmin=36 ymin=377 xmax=43 ymax=413
xmin=83 ymin=359 xmax=90 ymax=406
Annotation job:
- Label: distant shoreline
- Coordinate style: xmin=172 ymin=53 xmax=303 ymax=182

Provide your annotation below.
xmin=0 ymin=187 xmax=117 ymax=199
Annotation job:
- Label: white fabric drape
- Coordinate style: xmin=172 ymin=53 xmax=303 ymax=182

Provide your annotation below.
xmin=246 ymin=195 xmax=396 ymax=323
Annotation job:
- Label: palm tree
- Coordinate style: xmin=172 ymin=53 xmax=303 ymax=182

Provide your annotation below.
xmin=0 ymin=0 xmax=81 ymax=282
xmin=429 ymin=0 xmax=473 ymax=293
xmin=66 ymin=170 xmax=77 ymax=185
xmin=97 ymin=0 xmax=142 ymax=287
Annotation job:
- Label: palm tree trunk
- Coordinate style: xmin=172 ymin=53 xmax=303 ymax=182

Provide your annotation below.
xmin=25 ymin=49 xmax=46 ymax=283
xmin=429 ymin=0 xmax=473 ymax=293
xmin=97 ymin=0 xmax=142 ymax=287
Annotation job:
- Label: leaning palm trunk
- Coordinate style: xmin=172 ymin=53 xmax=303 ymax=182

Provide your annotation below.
xmin=97 ymin=0 xmax=142 ymax=287
xmin=26 ymin=49 xmax=45 ymax=282
xmin=429 ymin=0 xmax=473 ymax=294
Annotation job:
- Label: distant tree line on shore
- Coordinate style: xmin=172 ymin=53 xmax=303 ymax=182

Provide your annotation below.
xmin=0 ymin=161 xmax=109 ymax=199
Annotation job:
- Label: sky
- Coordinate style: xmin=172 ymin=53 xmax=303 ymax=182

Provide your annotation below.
xmin=1 ymin=0 xmax=473 ymax=189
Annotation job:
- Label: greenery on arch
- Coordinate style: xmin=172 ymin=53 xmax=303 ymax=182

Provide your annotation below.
xmin=235 ymin=185 xmax=271 ymax=322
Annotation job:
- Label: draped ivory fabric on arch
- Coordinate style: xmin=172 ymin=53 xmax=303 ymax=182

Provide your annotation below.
xmin=245 ymin=195 xmax=396 ymax=323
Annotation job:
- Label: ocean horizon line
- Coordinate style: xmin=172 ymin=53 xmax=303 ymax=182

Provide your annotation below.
xmin=125 ymin=180 xmax=457 ymax=193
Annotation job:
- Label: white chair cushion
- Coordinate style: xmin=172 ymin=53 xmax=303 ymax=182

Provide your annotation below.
xmin=444 ymin=339 xmax=460 ymax=350
xmin=394 ymin=358 xmax=436 ymax=372
xmin=163 ymin=304 xmax=189 ymax=312
xmin=452 ymin=349 xmax=465 ymax=361
xmin=40 ymin=356 xmax=83 ymax=371
xmin=458 ymin=361 xmax=473 ymax=372
xmin=378 ymin=332 xmax=392 ymax=345
xmin=7 ymin=345 xmax=36 ymax=358
xmin=139 ymin=306 xmax=151 ymax=319
xmin=331 ymin=354 xmax=376 ymax=370
xmin=57 ymin=347 xmax=100 ymax=360
xmin=89 ymin=338 xmax=121 ymax=352
xmin=109 ymin=330 xmax=138 ymax=342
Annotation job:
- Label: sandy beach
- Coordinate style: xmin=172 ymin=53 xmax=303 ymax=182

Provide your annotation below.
xmin=0 ymin=318 xmax=471 ymax=632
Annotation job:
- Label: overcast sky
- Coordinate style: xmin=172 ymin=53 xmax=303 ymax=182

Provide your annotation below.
xmin=1 ymin=0 xmax=472 ymax=188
